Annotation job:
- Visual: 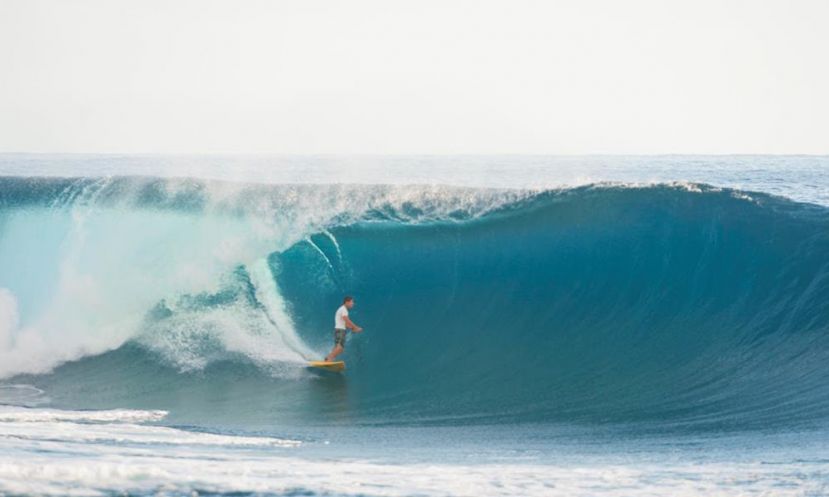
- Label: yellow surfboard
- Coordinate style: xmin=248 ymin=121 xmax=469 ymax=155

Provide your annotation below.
xmin=307 ymin=360 xmax=345 ymax=372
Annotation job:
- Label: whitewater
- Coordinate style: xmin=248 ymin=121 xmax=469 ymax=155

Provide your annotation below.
xmin=1 ymin=154 xmax=828 ymax=496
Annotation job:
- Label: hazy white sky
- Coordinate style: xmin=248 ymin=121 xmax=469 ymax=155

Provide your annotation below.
xmin=1 ymin=0 xmax=827 ymax=154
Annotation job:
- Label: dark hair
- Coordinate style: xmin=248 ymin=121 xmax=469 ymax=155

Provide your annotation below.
xmin=343 ymin=296 xmax=354 ymax=304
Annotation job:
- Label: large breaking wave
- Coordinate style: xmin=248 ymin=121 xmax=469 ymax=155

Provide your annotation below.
xmin=1 ymin=176 xmax=828 ymax=430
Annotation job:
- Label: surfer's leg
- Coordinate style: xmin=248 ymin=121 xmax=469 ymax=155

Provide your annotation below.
xmin=326 ymin=328 xmax=347 ymax=361
xmin=326 ymin=345 xmax=343 ymax=361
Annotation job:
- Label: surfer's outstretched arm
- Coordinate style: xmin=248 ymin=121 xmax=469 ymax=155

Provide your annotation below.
xmin=344 ymin=315 xmax=363 ymax=332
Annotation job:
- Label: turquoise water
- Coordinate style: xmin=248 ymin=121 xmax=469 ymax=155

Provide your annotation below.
xmin=0 ymin=155 xmax=828 ymax=496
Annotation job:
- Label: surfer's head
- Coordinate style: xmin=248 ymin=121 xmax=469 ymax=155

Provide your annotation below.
xmin=344 ymin=295 xmax=355 ymax=309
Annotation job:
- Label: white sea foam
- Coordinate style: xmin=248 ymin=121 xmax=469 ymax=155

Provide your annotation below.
xmin=0 ymin=288 xmax=18 ymax=350
xmin=0 ymin=406 xmax=301 ymax=449
xmin=0 ymin=420 xmax=300 ymax=448
xmin=0 ymin=178 xmax=525 ymax=379
xmin=0 ymin=428 xmax=826 ymax=496
xmin=0 ymin=405 xmax=826 ymax=497
xmin=247 ymin=258 xmax=317 ymax=362
xmin=0 ymin=405 xmax=167 ymax=423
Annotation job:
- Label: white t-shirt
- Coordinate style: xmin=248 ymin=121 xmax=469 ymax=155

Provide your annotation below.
xmin=334 ymin=305 xmax=349 ymax=329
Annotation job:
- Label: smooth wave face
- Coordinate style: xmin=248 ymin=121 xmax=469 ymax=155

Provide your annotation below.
xmin=2 ymin=177 xmax=828 ymax=431
xmin=277 ymin=185 xmax=829 ymax=429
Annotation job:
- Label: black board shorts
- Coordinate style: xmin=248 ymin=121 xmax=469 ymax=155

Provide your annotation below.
xmin=334 ymin=328 xmax=348 ymax=347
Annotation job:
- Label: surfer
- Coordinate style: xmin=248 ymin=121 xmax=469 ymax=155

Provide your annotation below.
xmin=324 ymin=296 xmax=362 ymax=362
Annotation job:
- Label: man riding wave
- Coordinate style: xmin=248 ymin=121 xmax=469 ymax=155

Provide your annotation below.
xmin=324 ymin=296 xmax=362 ymax=362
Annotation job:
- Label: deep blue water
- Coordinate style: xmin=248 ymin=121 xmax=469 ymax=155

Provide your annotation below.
xmin=0 ymin=155 xmax=828 ymax=496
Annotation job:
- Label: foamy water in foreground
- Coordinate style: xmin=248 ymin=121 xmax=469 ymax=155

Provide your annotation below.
xmin=1 ymin=405 xmax=827 ymax=497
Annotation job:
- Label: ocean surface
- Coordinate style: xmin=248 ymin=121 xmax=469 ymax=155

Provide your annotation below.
xmin=0 ymin=154 xmax=828 ymax=496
